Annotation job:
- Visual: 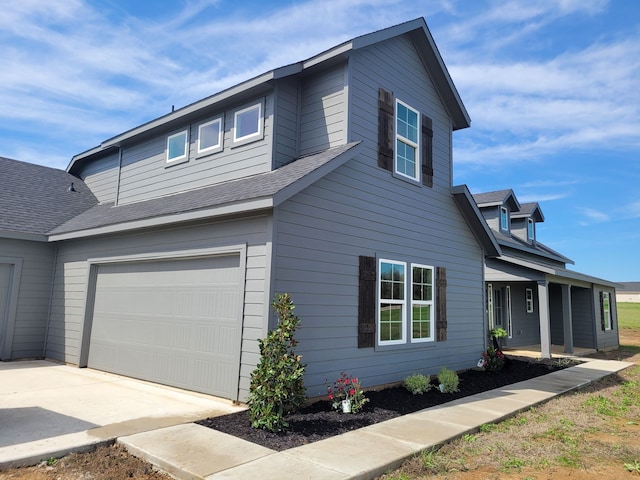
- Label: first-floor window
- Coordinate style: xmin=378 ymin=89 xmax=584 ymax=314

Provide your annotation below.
xmin=526 ymin=288 xmax=534 ymax=313
xmin=603 ymin=292 xmax=612 ymax=330
xmin=378 ymin=259 xmax=435 ymax=345
xmin=411 ymin=264 xmax=434 ymax=342
xmin=379 ymin=260 xmax=405 ymax=344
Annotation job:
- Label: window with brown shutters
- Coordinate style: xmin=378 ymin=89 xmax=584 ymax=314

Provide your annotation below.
xmin=377 ymin=87 xmax=434 ymax=187
xmin=358 ymin=256 xmax=376 ymax=348
xmin=359 ymin=255 xmax=447 ymax=347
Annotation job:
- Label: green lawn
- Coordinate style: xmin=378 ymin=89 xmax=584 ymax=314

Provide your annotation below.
xmin=618 ymin=302 xmax=640 ymax=331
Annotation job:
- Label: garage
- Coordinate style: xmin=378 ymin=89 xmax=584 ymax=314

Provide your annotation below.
xmin=87 ymin=254 xmax=244 ymax=399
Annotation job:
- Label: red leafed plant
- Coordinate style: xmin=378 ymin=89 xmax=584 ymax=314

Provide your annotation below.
xmin=326 ymin=371 xmax=369 ymax=413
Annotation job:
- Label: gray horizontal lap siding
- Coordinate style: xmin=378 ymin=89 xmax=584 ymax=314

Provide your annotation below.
xmin=571 ymin=287 xmax=595 ymax=348
xmin=273 ymin=78 xmax=300 ymax=168
xmin=46 ymin=216 xmax=270 ymax=401
xmin=0 ymin=239 xmax=54 ymax=359
xmin=76 ymin=153 xmax=120 ymax=204
xmin=116 ymin=96 xmax=274 ymax=205
xmin=594 ymin=285 xmax=619 ymax=350
xmin=273 ymin=160 xmax=485 ymax=398
xmin=299 ymin=64 xmax=346 ymax=156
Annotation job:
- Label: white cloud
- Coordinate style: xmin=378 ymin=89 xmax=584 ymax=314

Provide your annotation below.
xmin=579 ymin=208 xmax=610 ymax=224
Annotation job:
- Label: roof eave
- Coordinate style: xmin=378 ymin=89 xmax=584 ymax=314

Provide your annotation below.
xmin=452 ymin=184 xmax=501 ymax=257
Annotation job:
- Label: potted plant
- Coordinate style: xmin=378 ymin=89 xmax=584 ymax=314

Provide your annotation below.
xmin=326 ymin=372 xmax=369 ymax=413
xmin=490 ymin=327 xmax=508 ymax=350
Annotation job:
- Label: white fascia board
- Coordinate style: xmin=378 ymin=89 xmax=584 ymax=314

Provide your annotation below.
xmin=0 ymin=230 xmax=48 ymax=242
xmin=47 ymin=198 xmax=273 ymax=242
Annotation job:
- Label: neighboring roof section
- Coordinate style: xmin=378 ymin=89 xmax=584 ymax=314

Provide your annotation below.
xmin=618 ymin=282 xmax=640 ymax=292
xmin=50 ymin=142 xmax=361 ymax=240
xmin=512 ymin=202 xmax=545 ymax=222
xmin=68 ymin=17 xmax=469 ymax=172
xmin=452 ymin=185 xmax=501 ymax=257
xmin=0 ymin=156 xmax=97 ymax=240
xmin=473 ymin=189 xmax=520 ymax=211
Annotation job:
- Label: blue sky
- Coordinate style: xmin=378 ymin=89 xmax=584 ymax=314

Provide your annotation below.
xmin=1 ymin=0 xmax=638 ymax=281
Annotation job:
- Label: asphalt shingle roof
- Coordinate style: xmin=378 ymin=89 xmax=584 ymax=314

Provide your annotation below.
xmin=0 ymin=156 xmax=97 ymax=236
xmin=49 ymin=142 xmax=360 ymax=236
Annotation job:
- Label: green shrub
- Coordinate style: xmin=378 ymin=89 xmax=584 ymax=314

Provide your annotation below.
xmin=404 ymin=373 xmax=433 ymax=395
xmin=247 ymin=293 xmax=306 ymax=432
xmin=438 ymin=367 xmax=460 ymax=393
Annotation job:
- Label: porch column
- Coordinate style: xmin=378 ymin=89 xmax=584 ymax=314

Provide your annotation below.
xmin=538 ymin=280 xmax=551 ymax=358
xmin=561 ymin=284 xmax=574 ymax=354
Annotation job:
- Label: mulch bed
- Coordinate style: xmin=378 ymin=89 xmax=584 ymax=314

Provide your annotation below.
xmin=197 ymin=356 xmax=576 ymax=451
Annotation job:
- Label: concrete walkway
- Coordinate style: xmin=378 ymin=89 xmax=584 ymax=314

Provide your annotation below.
xmin=0 ymin=358 xmax=633 ymax=479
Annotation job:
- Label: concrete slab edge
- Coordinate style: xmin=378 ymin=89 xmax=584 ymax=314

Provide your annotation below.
xmin=0 ymin=439 xmax=112 ymax=471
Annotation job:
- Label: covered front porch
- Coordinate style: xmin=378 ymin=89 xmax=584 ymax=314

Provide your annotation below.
xmin=503 ymin=344 xmax=597 ymax=359
xmin=486 ymin=256 xmax=619 ymax=358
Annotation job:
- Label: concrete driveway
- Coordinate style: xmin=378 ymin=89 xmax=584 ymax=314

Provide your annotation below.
xmin=0 ymin=360 xmax=243 ymax=468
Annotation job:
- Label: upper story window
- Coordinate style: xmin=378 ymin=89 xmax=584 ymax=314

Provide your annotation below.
xmin=198 ymin=117 xmax=223 ymax=155
xmin=395 ymin=99 xmax=420 ymax=181
xmin=233 ymin=102 xmax=263 ymax=144
xmin=500 ymin=207 xmax=509 ymax=232
xmin=527 ymin=218 xmax=535 ymax=241
xmin=166 ymin=130 xmax=189 ymax=164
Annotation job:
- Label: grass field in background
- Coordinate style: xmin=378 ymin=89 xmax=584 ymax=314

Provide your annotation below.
xmin=618 ymin=303 xmax=640 ymax=331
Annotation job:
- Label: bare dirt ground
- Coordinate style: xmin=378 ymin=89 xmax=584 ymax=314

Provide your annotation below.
xmin=2 ymin=332 xmax=638 ymax=480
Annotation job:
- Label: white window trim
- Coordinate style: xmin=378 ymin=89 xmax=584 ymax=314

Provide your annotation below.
xmin=233 ymin=102 xmax=263 ymax=144
xmin=166 ymin=130 xmax=189 ymax=164
xmin=378 ymin=259 xmax=407 ymax=346
xmin=526 ymin=288 xmax=534 ymax=313
xmin=410 ymin=263 xmax=435 ymax=343
xmin=197 ymin=117 xmax=223 ymax=155
xmin=394 ymin=99 xmax=420 ymax=182
xmin=603 ymin=292 xmax=612 ymax=330
xmin=500 ymin=207 xmax=509 ymax=232
xmin=506 ymin=285 xmax=513 ymax=339
xmin=487 ymin=283 xmax=494 ymax=330
xmin=527 ymin=218 xmax=535 ymax=241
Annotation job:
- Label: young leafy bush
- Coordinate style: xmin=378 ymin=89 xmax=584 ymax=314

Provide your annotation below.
xmin=404 ymin=374 xmax=433 ymax=395
xmin=438 ymin=367 xmax=460 ymax=393
xmin=247 ymin=293 xmax=306 ymax=432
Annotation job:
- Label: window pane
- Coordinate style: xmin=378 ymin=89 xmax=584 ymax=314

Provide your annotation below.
xmin=168 ymin=132 xmax=187 ymax=161
xmin=412 ymin=305 xmax=431 ymax=339
xmin=199 ymin=120 xmax=220 ymax=150
xmin=236 ymin=105 xmax=260 ymax=139
xmin=396 ymin=139 xmax=416 ymax=178
xmin=412 ymin=266 xmax=433 ymax=301
xmin=380 ymin=303 xmax=403 ymax=341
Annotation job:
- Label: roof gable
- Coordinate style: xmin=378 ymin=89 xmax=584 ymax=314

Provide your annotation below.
xmin=512 ymin=202 xmax=545 ymax=222
xmin=473 ymin=189 xmax=520 ymax=211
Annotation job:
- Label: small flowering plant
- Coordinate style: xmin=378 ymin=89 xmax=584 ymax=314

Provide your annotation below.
xmin=326 ymin=371 xmax=369 ymax=413
xmin=480 ymin=346 xmax=506 ymax=372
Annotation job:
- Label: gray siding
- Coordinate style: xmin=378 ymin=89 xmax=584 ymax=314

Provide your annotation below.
xmin=349 ymin=35 xmax=452 ymax=188
xmin=299 ymin=63 xmax=346 ymax=155
xmin=594 ymin=285 xmax=619 ymax=350
xmin=0 ymin=239 xmax=54 ymax=359
xmin=76 ymin=152 xmax=120 ymax=204
xmin=511 ymin=218 xmax=529 ymax=243
xmin=116 ymin=96 xmax=274 ymax=205
xmin=571 ymin=286 xmax=595 ymax=348
xmin=273 ymin=159 xmax=486 ymax=397
xmin=273 ymin=78 xmax=300 ymax=168
xmin=491 ymin=282 xmax=540 ymax=347
xmin=46 ymin=215 xmax=271 ymax=401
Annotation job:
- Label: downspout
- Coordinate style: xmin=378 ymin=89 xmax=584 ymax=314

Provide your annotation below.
xmin=42 ymin=244 xmax=58 ymax=359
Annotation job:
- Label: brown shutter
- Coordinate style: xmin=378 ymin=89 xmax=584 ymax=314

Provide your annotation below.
xmin=421 ymin=114 xmax=433 ymax=187
xmin=358 ymin=256 xmax=376 ymax=348
xmin=599 ymin=291 xmax=605 ymax=331
xmin=436 ymin=266 xmax=447 ymax=341
xmin=378 ymin=88 xmax=394 ymax=172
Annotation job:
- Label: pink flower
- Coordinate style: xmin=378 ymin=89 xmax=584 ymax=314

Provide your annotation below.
xmin=349 ymin=389 xmax=355 ymax=396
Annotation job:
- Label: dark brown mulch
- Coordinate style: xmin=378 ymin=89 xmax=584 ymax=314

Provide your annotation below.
xmin=197 ymin=356 xmax=576 ymax=451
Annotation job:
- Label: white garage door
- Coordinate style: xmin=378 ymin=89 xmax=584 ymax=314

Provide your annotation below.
xmin=88 ymin=255 xmax=243 ymax=399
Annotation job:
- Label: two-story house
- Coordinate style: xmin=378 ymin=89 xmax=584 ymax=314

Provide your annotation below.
xmin=471 ymin=189 xmax=619 ymax=356
xmin=1 ymin=18 xmax=504 ymax=402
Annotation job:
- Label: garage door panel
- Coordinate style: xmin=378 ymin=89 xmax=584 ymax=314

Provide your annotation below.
xmin=88 ymin=255 xmax=243 ymax=399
